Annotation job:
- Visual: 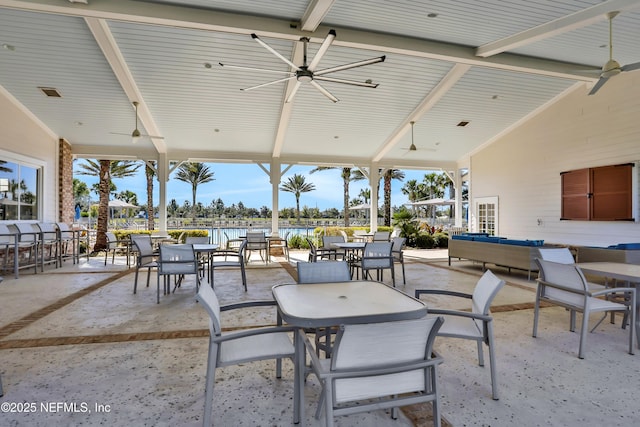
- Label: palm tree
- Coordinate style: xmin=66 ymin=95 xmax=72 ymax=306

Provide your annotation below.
xmin=76 ymin=159 xmax=140 ymax=251
xmin=280 ymin=174 xmax=316 ymax=221
xmin=351 ymin=168 xmax=405 ymax=226
xmin=358 ymin=188 xmax=371 ymax=203
xmin=382 ymin=169 xmax=405 ymax=226
xmin=310 ymin=166 xmax=352 ymax=226
xmin=174 ymin=162 xmax=215 ymax=218
xmin=422 ymin=172 xmax=448 ymax=218
xmin=145 ymin=161 xmax=156 ymax=230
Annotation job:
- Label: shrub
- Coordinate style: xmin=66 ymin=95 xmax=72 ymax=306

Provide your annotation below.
xmin=288 ymin=234 xmax=310 ymax=249
xmin=414 ymin=232 xmax=435 ymax=249
xmin=434 ymin=232 xmax=449 ymax=248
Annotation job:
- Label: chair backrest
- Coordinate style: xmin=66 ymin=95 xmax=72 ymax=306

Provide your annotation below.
xmin=338 ymin=230 xmax=349 ymax=241
xmin=306 ymin=237 xmax=318 ymax=256
xmin=196 ymin=283 xmax=222 ymax=337
xmin=361 ymin=242 xmax=393 ymax=269
xmin=391 ymin=236 xmax=406 ymax=253
xmin=158 ymin=244 xmax=198 ymax=275
xmin=537 ymin=247 xmax=575 ymax=264
xmin=246 ymin=231 xmax=266 ymax=249
xmin=56 ymin=222 xmax=73 ymax=239
xmin=186 ymin=236 xmax=210 ymax=244
xmin=0 ymin=223 xmax=15 ymax=244
xmin=330 ymin=317 xmax=443 ymax=402
xmin=106 ymin=232 xmax=118 ymax=249
xmin=297 ymin=261 xmax=352 ymax=284
xmin=322 ymin=235 xmax=345 ymax=248
xmin=471 ymin=269 xmax=506 ymax=317
xmin=36 ymin=222 xmax=58 ymax=241
xmin=11 ymin=223 xmax=37 ymax=242
xmin=535 ymin=258 xmax=589 ymax=303
xmin=372 ymin=231 xmax=390 ymax=241
xmin=131 ymin=235 xmax=154 ymax=258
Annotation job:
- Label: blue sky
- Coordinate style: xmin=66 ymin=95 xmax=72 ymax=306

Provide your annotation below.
xmin=74 ymin=161 xmax=434 ymax=211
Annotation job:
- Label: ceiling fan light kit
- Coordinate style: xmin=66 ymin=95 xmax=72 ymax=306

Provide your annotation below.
xmin=218 ymin=29 xmax=385 ymax=103
xmin=588 ymin=11 xmax=640 ymax=95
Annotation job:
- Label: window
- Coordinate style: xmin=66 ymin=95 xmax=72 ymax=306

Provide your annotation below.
xmin=561 ymin=163 xmax=635 ymax=221
xmin=475 ymin=196 xmax=498 ymax=235
xmin=0 ymin=158 xmax=40 ymax=221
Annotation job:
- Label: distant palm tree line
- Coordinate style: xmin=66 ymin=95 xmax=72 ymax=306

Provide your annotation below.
xmin=73 ymin=159 xmax=453 ymax=252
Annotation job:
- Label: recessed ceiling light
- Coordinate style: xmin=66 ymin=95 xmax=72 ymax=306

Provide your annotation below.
xmin=334 ymin=136 xmax=339 ymax=139
xmin=214 ymin=128 xmax=220 ymax=132
xmin=38 ymin=87 xmax=62 ymax=97
xmin=2 ymin=43 xmax=15 ymax=51
xmin=457 ymin=121 xmax=470 ymax=127
xmin=204 ymin=62 xmax=212 ymax=69
xmin=427 ymin=13 xmax=438 ymax=18
xmin=435 ymin=142 xmax=440 ymax=146
xmin=492 ymin=95 xmax=499 ymax=100
xmin=75 ymin=121 xmax=83 ymax=126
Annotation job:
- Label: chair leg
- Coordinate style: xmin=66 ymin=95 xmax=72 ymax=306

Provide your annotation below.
xmin=133 ymin=268 xmax=140 ymax=294
xmin=487 ymin=322 xmax=499 ymax=400
xmin=578 ymin=310 xmax=589 ymax=359
xmin=241 ymin=264 xmax=247 ymax=291
xmin=401 ymin=260 xmax=406 ymax=284
xmin=532 ymin=292 xmax=541 ymax=338
xmin=476 ymin=340 xmax=484 ymax=366
xmin=203 ymin=340 xmax=217 ymax=427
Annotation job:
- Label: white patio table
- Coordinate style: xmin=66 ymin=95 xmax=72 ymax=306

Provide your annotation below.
xmin=272 ymin=280 xmax=427 ymax=425
xmin=578 ymin=262 xmax=640 ymax=348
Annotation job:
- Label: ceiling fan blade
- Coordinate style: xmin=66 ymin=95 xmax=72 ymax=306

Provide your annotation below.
xmin=241 ymin=76 xmax=296 ymax=92
xmin=588 ymin=76 xmax=609 ymax=95
xmin=285 ymin=81 xmax=303 ymax=103
xmin=621 ymin=61 xmax=640 ymax=72
xmin=251 ymin=33 xmax=300 ymax=70
xmin=314 ymin=55 xmax=386 ymax=76
xmin=314 ymin=75 xmax=378 ymax=88
xmin=307 ymin=29 xmax=336 ymax=72
xmin=218 ymin=62 xmax=295 ymax=76
xmin=310 ymin=81 xmax=339 ymax=103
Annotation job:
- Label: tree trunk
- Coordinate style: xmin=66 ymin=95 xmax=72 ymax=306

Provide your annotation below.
xmin=342 ymin=168 xmax=350 ymax=227
xmin=384 ymin=173 xmax=392 ymax=226
xmin=94 ymin=160 xmax=110 ymax=252
xmin=146 ymin=163 xmax=155 ymax=230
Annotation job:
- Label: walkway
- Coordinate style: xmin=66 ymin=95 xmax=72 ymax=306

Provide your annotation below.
xmin=0 ymin=249 xmax=637 ymax=426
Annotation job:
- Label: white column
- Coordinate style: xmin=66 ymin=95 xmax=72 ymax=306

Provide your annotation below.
xmin=369 ymin=165 xmax=380 ymax=232
xmin=157 ymin=153 xmax=168 ymax=234
xmin=270 ymin=159 xmax=280 ymax=235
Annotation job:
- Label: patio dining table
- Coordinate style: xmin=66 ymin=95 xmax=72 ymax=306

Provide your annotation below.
xmin=272 ymin=280 xmax=427 ymax=425
xmin=192 ymin=243 xmax=219 ymax=283
xmin=577 ymin=262 xmax=640 ymax=348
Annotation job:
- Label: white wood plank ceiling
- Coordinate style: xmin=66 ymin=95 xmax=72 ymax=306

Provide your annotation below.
xmin=1 ymin=0 xmax=639 ymax=170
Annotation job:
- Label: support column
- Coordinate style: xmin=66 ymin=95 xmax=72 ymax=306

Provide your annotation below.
xmin=157 ymin=153 xmax=168 ymax=234
xmin=369 ymin=165 xmax=380 ymax=232
xmin=270 ymin=159 xmax=281 ymax=235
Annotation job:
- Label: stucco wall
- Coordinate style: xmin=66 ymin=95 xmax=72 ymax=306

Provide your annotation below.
xmin=470 ymin=72 xmax=640 ymax=246
xmin=0 ymin=88 xmax=58 ymax=222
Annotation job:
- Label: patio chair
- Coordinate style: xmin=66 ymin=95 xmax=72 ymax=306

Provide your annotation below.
xmin=156 ymin=244 xmax=200 ymax=304
xmin=338 ymin=229 xmax=350 ymax=242
xmin=223 ymin=231 xmax=243 ymax=252
xmin=56 ymin=222 xmax=78 ymax=265
xmin=391 ymin=236 xmax=407 ymax=284
xmin=245 ymin=231 xmax=268 ymax=263
xmin=104 ymin=231 xmax=130 ymax=265
xmin=352 ymin=242 xmax=395 ymax=286
xmin=415 ymin=269 xmax=505 ymax=400
xmin=186 ymin=236 xmax=211 ymax=280
xmin=196 ymin=284 xmax=296 ymax=427
xmin=321 ymin=235 xmax=346 ymax=260
xmin=297 ymin=261 xmax=352 ymax=358
xmin=7 ymin=223 xmax=39 ymax=274
xmin=268 ymin=231 xmax=290 ymax=261
xmin=0 ymin=223 xmax=16 ymax=274
xmin=372 ymin=231 xmax=390 ymax=241
xmin=306 ymin=238 xmax=334 ymax=262
xmin=131 ymin=234 xmax=157 ymax=294
xmin=35 ymin=222 xmax=60 ymax=270
xmin=210 ymin=239 xmax=248 ymax=291
xmin=533 ymin=259 xmax=636 ymax=359
xmin=303 ymin=316 xmax=444 ymax=427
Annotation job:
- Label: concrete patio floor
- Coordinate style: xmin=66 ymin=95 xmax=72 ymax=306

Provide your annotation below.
xmin=0 ymin=248 xmax=638 ymax=426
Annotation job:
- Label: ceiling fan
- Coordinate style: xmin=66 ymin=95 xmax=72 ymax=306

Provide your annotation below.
xmin=402 ymin=121 xmax=437 ymax=155
xmin=589 ymin=11 xmax=640 ymax=95
xmin=110 ymin=101 xmax=164 ymax=143
xmin=218 ymin=29 xmax=385 ymax=103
